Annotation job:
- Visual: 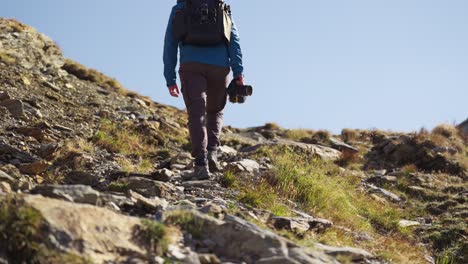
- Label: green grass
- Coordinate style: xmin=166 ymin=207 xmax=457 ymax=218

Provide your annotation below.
xmin=220 ymin=170 xmax=237 ymax=188
xmin=141 ymin=219 xmax=170 ymax=255
xmin=228 ymin=145 xmax=427 ymax=263
xmin=107 ymin=181 xmax=130 ymax=193
xmin=164 ymin=211 xmax=205 ymax=239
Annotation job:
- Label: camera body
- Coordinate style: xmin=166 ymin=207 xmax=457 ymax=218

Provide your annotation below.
xmin=227 ymin=79 xmax=253 ymax=104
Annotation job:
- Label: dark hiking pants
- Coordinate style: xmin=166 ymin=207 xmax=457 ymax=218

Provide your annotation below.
xmin=179 ymin=62 xmax=230 ymax=166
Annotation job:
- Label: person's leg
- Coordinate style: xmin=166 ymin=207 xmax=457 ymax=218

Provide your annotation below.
xmin=206 ymin=65 xmax=230 ymax=171
xmin=179 ymin=63 xmax=208 ymax=167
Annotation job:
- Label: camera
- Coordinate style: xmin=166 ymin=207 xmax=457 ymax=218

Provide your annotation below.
xmin=227 ymin=79 xmax=253 ymax=104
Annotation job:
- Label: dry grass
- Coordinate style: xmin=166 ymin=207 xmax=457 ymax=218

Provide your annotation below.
xmin=263 ymin=122 xmax=281 ymax=130
xmin=312 ymin=130 xmax=331 ymax=142
xmin=93 ymin=119 xmax=155 ymax=156
xmin=115 ymin=156 xmax=153 ymax=173
xmin=62 ymin=138 xmax=95 ymax=155
xmin=6 ymin=19 xmax=28 ymax=33
xmin=432 ymin=124 xmax=459 ymax=139
xmin=416 ymin=124 xmax=466 ymax=152
xmin=284 ymin=129 xmax=314 ymax=141
xmin=62 ymin=59 xmax=128 ymax=94
xmin=341 ymin=128 xmax=358 ymax=143
xmin=0 ymin=52 xmax=16 ymax=65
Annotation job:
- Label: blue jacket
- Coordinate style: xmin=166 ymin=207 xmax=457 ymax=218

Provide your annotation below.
xmin=163 ymin=0 xmax=244 ymax=87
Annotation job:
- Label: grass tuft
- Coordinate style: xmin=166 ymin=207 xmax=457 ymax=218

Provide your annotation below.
xmin=284 ymin=129 xmax=314 ymax=141
xmin=140 ymin=219 xmax=170 ymax=255
xmin=62 ymin=59 xmax=127 ymax=94
xmin=0 ymin=51 xmax=16 ymax=65
xmin=164 ymin=211 xmax=205 ymax=239
xmin=107 ymin=181 xmax=130 ymax=193
xmin=93 ymin=119 xmax=155 ymax=156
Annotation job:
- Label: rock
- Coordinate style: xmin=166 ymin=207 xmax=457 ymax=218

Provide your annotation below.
xmin=219 ymin=145 xmax=237 ymax=155
xmin=170 ymin=152 xmax=193 ymax=170
xmin=151 ymin=168 xmax=174 ymax=182
xmin=122 ymin=177 xmax=178 ymax=198
xmin=0 ymin=91 xmax=11 ymax=101
xmin=65 ymin=170 xmax=100 ymax=186
xmin=163 ymin=210 xmax=339 ymax=264
xmin=30 ymin=184 xmax=100 ymax=205
xmin=53 ymin=124 xmax=74 ymax=133
xmin=363 ymin=183 xmax=402 ymax=203
xmin=127 ymin=190 xmax=168 ymax=211
xmin=198 ymin=254 xmax=221 ymax=264
xmin=457 ymin=118 xmax=468 ymax=134
xmin=16 ymin=126 xmax=45 ymax=141
xmin=0 ymin=143 xmax=40 ymax=163
xmin=268 ymin=216 xmax=333 ymax=234
xmin=0 ymin=99 xmax=24 ymax=118
xmin=241 ymin=140 xmax=341 ymax=161
xmin=398 ymin=220 xmax=421 ymax=228
xmin=17 ymin=195 xmax=151 ymax=263
xmin=0 ymin=170 xmax=15 ymax=184
xmin=374 ymin=169 xmax=387 ymax=176
xmin=364 ymin=135 xmax=466 ymax=175
xmin=182 ymin=180 xmax=218 ymax=190
xmin=365 ymin=175 xmax=398 ymax=186
xmin=199 ymin=203 xmax=224 ymax=219
xmin=226 ymin=159 xmax=260 ymax=173
xmin=315 ymin=243 xmax=374 ymax=262
xmin=329 ymin=138 xmax=359 ymax=153
xmin=269 ymin=217 xmax=310 ymax=234
xmin=0 ymin=182 xmax=12 ymax=193
xmin=19 ymin=160 xmax=50 ymax=175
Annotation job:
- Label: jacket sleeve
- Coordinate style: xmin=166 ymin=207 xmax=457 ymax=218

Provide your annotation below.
xmin=163 ymin=7 xmax=179 ymax=87
xmin=228 ymin=18 xmax=244 ymax=77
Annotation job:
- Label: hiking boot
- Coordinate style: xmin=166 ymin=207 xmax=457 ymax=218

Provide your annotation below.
xmin=208 ymin=150 xmax=222 ymax=172
xmin=182 ymin=165 xmax=210 ymax=181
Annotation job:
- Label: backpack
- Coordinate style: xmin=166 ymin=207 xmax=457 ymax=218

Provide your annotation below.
xmin=173 ymin=0 xmax=232 ymax=46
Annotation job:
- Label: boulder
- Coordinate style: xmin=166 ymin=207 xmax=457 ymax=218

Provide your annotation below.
xmin=18 ymin=195 xmax=150 ymax=263
xmin=30 ymin=184 xmax=100 ymax=205
xmin=121 ymin=177 xmax=178 ymax=198
xmin=0 ymin=143 xmax=40 ymax=163
xmin=315 ymin=244 xmax=374 ymax=262
xmin=127 ymin=190 xmax=168 ymax=211
xmin=226 ymin=159 xmax=260 ymax=173
xmin=151 ymin=168 xmax=174 ymax=182
xmin=329 ymin=138 xmax=359 ymax=153
xmin=241 ymin=140 xmax=341 ymax=161
xmin=164 ymin=210 xmax=341 ymax=264
xmin=268 ymin=216 xmax=333 ymax=234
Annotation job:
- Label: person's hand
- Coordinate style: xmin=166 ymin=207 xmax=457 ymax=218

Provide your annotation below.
xmin=168 ymin=84 xmax=180 ymax=97
xmin=235 ymin=75 xmax=245 ymax=86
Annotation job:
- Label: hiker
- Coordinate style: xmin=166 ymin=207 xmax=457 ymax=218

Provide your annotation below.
xmin=163 ymin=0 xmax=244 ymax=180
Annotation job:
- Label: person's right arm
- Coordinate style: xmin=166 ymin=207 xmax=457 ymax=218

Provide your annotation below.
xmin=163 ymin=6 xmax=179 ymax=94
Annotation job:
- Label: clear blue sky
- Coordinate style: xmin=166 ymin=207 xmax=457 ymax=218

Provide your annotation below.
xmin=3 ymin=0 xmax=467 ymax=133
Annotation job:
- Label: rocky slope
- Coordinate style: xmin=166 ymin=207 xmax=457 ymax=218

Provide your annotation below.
xmin=0 ymin=18 xmax=466 ymax=264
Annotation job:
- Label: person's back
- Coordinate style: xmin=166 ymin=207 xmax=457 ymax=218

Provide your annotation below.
xmin=163 ymin=0 xmax=245 ymax=180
